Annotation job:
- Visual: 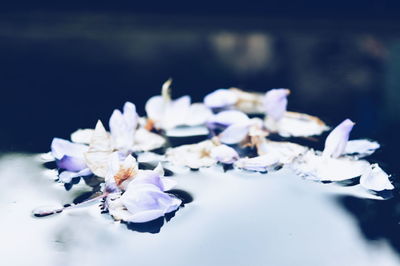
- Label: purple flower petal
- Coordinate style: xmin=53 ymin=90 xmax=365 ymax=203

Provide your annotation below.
xmin=323 ymin=119 xmax=355 ymax=158
xmin=51 ymin=138 xmax=88 ymax=160
xmin=57 ymin=155 xmax=87 ymax=171
xmin=219 ymin=122 xmax=251 ymax=144
xmin=204 ymin=89 xmax=238 ymax=108
xmin=208 ymin=110 xmax=250 ymax=127
xmin=263 ymin=88 xmax=290 ymax=121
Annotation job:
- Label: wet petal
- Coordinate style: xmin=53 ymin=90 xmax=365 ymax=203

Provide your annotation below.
xmin=265 ymin=111 xmax=329 ymax=137
xmin=235 ymin=155 xmax=280 ymax=172
xmin=166 ymin=140 xmax=217 ymax=168
xmin=57 ymin=155 xmax=87 ymax=172
xmin=263 ymin=88 xmax=290 ymax=121
xmin=257 ymin=140 xmax=308 ymax=164
xmin=203 ymin=88 xmax=238 ymax=108
xmin=58 ymin=168 xmax=92 ymax=183
xmin=208 ymin=110 xmax=250 ymax=127
xmin=323 ymin=119 xmax=355 ymax=158
xmin=70 ymin=129 xmax=94 ymax=144
xmin=51 ymin=138 xmax=88 ymax=160
xmin=345 ymin=139 xmax=380 ymax=158
xmin=218 ymin=122 xmax=251 ymax=144
xmin=360 ymin=164 xmax=394 ymax=191
xmin=291 ymin=151 xmax=370 ymax=181
xmin=185 ymin=103 xmax=213 ymax=126
xmin=119 ymin=183 xmax=181 ymax=223
xmin=210 ymin=144 xmax=239 ymax=164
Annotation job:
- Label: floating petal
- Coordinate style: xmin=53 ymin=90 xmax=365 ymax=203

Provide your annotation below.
xmin=208 ymin=110 xmax=250 ymax=127
xmin=360 ymin=164 xmax=394 ymax=191
xmin=257 ymin=139 xmax=308 ymax=164
xmin=229 ymin=88 xmax=265 ymax=114
xmin=210 ymin=144 xmax=239 ymax=164
xmin=235 ymin=155 xmax=280 ymax=172
xmin=219 ymin=122 xmax=251 ymax=144
xmin=344 ymin=139 xmax=380 ymax=158
xmin=166 ymin=140 xmax=217 ymax=168
xmin=291 ymin=151 xmax=370 ymax=181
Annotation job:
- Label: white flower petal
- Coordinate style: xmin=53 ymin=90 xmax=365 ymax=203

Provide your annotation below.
xmin=204 ymin=89 xmax=238 ymax=108
xmin=51 ymin=138 xmax=88 ymax=160
xmin=58 ymin=168 xmax=92 ymax=183
xmin=70 ymin=129 xmax=94 ymax=144
xmin=265 ymin=111 xmax=329 ymax=137
xmin=145 ymin=96 xmax=166 ymax=123
xmin=323 ymin=119 xmax=355 ymax=158
xmin=208 ymin=110 xmax=250 ymax=126
xmin=345 ymin=139 xmax=380 ymax=158
xmin=84 ymin=120 xmax=113 ymax=177
xmin=132 ymin=128 xmax=166 ymax=152
xmin=210 ymin=144 xmax=239 ymax=164
xmin=360 ymin=164 xmax=394 ymax=191
xmin=219 ymin=122 xmax=251 ymax=144
xmin=229 ymin=88 xmax=265 ymax=114
xmin=235 ymin=155 xmax=280 ymax=172
xmin=166 ymin=126 xmax=209 ymax=137
xmin=166 ymin=140 xmax=217 ymax=168
xmin=185 ymin=103 xmax=213 ymax=126
xmin=291 ymin=151 xmax=370 ymax=181
xmin=163 ymin=95 xmax=191 ymax=129
xmin=257 ymin=140 xmax=308 ymax=164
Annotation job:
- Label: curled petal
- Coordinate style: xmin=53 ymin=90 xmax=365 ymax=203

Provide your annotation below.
xmin=51 ymin=138 xmax=88 ymax=160
xmin=185 ymin=103 xmax=213 ymax=126
xmin=57 ymin=155 xmax=87 ymax=172
xmin=323 ymin=119 xmax=355 ymax=158
xmin=263 ymin=88 xmax=290 ymax=121
xmin=210 ymin=145 xmax=239 ymax=164
xmin=109 ymin=102 xmax=138 ymax=151
xmin=70 ymin=129 xmax=94 ymax=144
xmin=265 ymin=111 xmax=329 ymax=137
xmin=203 ymin=89 xmax=238 ymax=108
xmin=235 ymin=155 xmax=280 ymax=172
xmin=208 ymin=110 xmax=250 ymax=127
xmin=118 ymin=183 xmax=182 ymax=223
xmin=344 ymin=139 xmax=380 ymax=158
xmin=360 ymin=164 xmax=394 ymax=191
xmin=218 ymin=122 xmax=251 ymax=144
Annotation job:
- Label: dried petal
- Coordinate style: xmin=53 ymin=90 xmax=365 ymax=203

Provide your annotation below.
xmin=257 ymin=139 xmax=308 ymax=164
xmin=265 ymin=111 xmax=329 ymax=137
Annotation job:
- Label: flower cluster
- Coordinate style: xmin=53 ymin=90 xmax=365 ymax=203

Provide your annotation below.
xmin=44 ymin=80 xmax=394 ymax=225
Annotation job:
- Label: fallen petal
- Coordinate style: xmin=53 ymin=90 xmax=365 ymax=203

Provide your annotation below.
xmin=323 ymin=119 xmax=355 ymax=158
xmin=360 ymin=164 xmax=394 ymax=191
xmin=210 ymin=144 xmax=239 ymax=164
xmin=263 ymin=88 xmax=290 ymax=121
xmin=235 ymin=155 xmax=280 ymax=172
xmin=208 ymin=110 xmax=250 ymax=127
xmin=204 ymin=88 xmax=238 ymax=108
xmin=345 ymin=139 xmax=380 ymax=158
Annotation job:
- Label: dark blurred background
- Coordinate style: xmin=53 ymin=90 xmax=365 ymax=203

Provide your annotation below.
xmin=0 ymin=2 xmax=400 ymax=176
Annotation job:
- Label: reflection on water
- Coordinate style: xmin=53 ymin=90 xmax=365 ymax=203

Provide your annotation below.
xmin=1 ymin=153 xmax=399 ymax=266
